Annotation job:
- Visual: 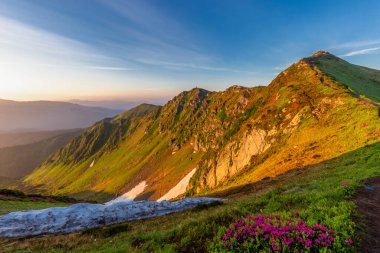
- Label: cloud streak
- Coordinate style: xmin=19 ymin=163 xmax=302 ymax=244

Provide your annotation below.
xmin=341 ymin=47 xmax=380 ymax=57
xmin=331 ymin=40 xmax=380 ymax=50
xmin=0 ymin=15 xmax=146 ymax=100
xmin=98 ymin=0 xmax=214 ymax=69
xmin=86 ymin=66 xmax=132 ymax=71
xmin=0 ymin=16 xmax=123 ymax=69
xmin=136 ymin=58 xmax=255 ymax=74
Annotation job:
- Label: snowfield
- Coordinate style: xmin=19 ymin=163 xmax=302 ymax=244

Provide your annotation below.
xmin=106 ymin=181 xmax=147 ymax=204
xmin=0 ymin=197 xmax=221 ymax=238
xmin=158 ymin=168 xmax=197 ymax=201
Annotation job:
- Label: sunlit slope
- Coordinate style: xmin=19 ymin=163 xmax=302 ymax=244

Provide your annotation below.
xmin=25 ymin=87 xmax=266 ymax=201
xmin=203 ymin=52 xmax=380 ymax=193
xmin=25 ymin=52 xmax=380 ymax=201
xmin=24 ymin=102 xmax=204 ymax=201
xmin=306 ymin=51 xmax=380 ymax=103
xmin=4 ymin=142 xmax=380 ymax=252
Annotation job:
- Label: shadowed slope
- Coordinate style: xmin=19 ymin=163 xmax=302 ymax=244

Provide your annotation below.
xmin=0 ymin=129 xmax=83 ymax=178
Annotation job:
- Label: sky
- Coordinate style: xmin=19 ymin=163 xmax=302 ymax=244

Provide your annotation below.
xmin=1 ymin=0 xmax=380 ymax=102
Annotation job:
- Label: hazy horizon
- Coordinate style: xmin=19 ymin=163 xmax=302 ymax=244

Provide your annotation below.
xmin=0 ymin=98 xmax=171 ymax=115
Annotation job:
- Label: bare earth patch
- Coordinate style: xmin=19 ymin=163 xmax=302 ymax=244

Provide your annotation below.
xmin=355 ymin=177 xmax=380 ymax=253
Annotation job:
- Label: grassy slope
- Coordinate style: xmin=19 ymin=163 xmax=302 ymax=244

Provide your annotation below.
xmin=24 ymin=53 xmax=380 ymax=203
xmin=1 ymin=142 xmax=379 ymax=252
xmin=213 ymin=92 xmax=380 ymax=193
xmin=24 ymin=105 xmax=161 ymax=201
xmin=24 ymin=89 xmax=261 ymax=201
xmin=0 ymin=189 xmax=89 ymax=215
xmin=24 ymin=104 xmax=201 ymax=202
xmin=0 ymin=200 xmax=67 ymax=216
xmin=194 ymin=54 xmax=380 ymax=195
xmin=307 ymin=51 xmax=380 ymax=103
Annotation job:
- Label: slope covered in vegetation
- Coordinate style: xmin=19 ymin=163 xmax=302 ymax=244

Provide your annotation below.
xmin=306 ymin=51 xmax=380 ymax=103
xmin=24 ymin=52 xmax=380 ymax=203
xmin=2 ymin=142 xmax=379 ymax=252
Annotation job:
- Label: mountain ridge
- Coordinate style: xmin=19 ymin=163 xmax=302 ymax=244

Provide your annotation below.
xmin=24 ymin=52 xmax=380 ymax=201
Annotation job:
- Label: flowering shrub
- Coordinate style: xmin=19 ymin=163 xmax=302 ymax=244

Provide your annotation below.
xmin=210 ymin=214 xmax=354 ymax=252
xmin=367 ymin=130 xmax=380 ymax=136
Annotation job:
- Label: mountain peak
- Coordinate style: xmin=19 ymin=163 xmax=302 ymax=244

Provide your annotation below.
xmin=310 ymin=50 xmax=332 ymax=57
xmin=301 ymin=51 xmax=341 ymax=67
xmin=302 ymin=51 xmax=380 ymax=102
xmin=188 ymin=87 xmax=209 ymax=95
xmin=303 ymin=51 xmax=341 ymax=65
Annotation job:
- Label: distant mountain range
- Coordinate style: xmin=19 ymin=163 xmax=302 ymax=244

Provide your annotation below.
xmin=0 ymin=100 xmax=119 ymax=180
xmin=68 ymin=99 xmax=167 ymax=111
xmin=24 ymin=52 xmax=380 ymax=202
xmin=0 ymin=100 xmax=121 ymax=132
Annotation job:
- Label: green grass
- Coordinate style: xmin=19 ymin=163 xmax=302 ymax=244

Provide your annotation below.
xmin=310 ymin=53 xmax=380 ymax=103
xmin=2 ymin=142 xmax=379 ymax=252
xmin=0 ymin=200 xmax=67 ymax=215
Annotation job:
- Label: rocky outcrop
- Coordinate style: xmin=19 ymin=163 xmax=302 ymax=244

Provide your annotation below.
xmin=201 ymin=128 xmax=271 ymax=189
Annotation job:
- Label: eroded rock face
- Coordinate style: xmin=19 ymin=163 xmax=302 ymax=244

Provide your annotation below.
xmin=203 ymin=128 xmax=271 ymax=188
xmin=283 ymin=112 xmax=301 ymax=134
xmin=0 ymin=198 xmax=221 ymax=238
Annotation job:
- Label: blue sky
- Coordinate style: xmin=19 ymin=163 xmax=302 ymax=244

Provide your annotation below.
xmin=1 ymin=0 xmax=380 ymax=101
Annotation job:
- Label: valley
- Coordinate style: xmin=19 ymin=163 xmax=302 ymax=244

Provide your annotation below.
xmin=0 ymin=129 xmax=83 ymax=179
xmin=0 ymin=101 xmax=120 ymax=183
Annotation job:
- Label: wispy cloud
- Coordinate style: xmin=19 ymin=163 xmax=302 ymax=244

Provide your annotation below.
xmin=0 ymin=15 xmax=144 ymax=100
xmin=86 ymin=66 xmax=131 ymax=71
xmin=136 ymin=58 xmax=255 ymax=74
xmin=0 ymin=16 xmax=126 ymax=69
xmin=99 ymin=0 xmax=214 ymax=69
xmin=331 ymin=39 xmax=380 ymax=50
xmin=341 ymin=47 xmax=380 ymax=57
xmin=99 ymin=0 xmax=191 ymax=44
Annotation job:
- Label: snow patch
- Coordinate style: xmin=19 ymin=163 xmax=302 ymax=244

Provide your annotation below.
xmin=89 ymin=160 xmax=95 ymax=168
xmin=106 ymin=181 xmax=147 ymax=204
xmin=158 ymin=168 xmax=196 ymax=201
xmin=0 ymin=197 xmax=221 ymax=238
